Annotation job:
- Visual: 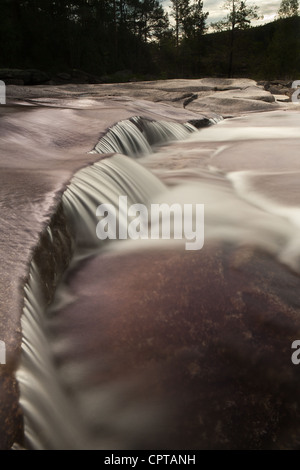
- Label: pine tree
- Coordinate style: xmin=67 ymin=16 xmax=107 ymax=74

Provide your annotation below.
xmin=130 ymin=0 xmax=169 ymax=42
xmin=170 ymin=0 xmax=191 ymax=47
xmin=212 ymin=0 xmax=259 ymax=31
xmin=278 ymin=0 xmax=299 ymax=18
xmin=212 ymin=0 xmax=259 ymax=77
xmin=183 ymin=0 xmax=209 ymax=39
xmin=171 ymin=0 xmax=208 ymax=46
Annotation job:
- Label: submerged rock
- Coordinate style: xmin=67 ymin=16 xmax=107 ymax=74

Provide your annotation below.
xmin=48 ymin=244 xmax=300 ymax=449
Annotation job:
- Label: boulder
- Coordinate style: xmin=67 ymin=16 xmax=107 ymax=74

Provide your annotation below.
xmin=199 ymin=77 xmax=257 ymax=90
xmin=186 ymin=95 xmax=278 ymax=116
xmin=0 ymin=69 xmax=49 ymax=85
xmin=0 ymin=69 xmax=31 ymax=85
xmin=56 ymin=73 xmax=72 ymax=81
xmin=213 ymin=86 xmax=275 ymax=103
xmin=27 ymin=69 xmax=50 ymax=85
xmin=70 ymin=69 xmax=103 ymax=84
xmin=274 ymin=94 xmax=290 ymax=102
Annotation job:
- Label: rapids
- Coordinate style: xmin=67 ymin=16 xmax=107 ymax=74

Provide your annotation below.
xmin=15 ymin=109 xmax=300 ymax=449
xmin=0 ymin=76 xmax=298 ymax=449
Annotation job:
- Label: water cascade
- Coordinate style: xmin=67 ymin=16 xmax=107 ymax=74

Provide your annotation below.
xmin=63 ymin=155 xmax=166 ymax=248
xmin=16 ymin=118 xmax=201 ymax=449
xmin=16 ymin=113 xmax=300 ymax=450
xmin=92 ymin=116 xmax=198 ymax=156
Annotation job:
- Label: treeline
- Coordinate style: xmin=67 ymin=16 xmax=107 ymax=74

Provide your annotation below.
xmin=0 ymin=0 xmax=300 ymax=80
xmin=202 ymin=16 xmax=300 ymax=79
xmin=0 ymin=0 xmax=184 ymax=78
xmin=0 ymin=0 xmax=167 ymax=76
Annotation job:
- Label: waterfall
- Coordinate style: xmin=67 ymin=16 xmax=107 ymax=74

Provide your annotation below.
xmin=18 ymin=115 xmax=248 ymax=450
xmin=92 ymin=117 xmax=198 ymax=156
xmin=16 ymin=115 xmax=189 ymax=449
xmin=17 ymin=262 xmax=87 ymax=449
xmin=17 ymin=154 xmax=168 ymax=449
xmin=15 ymin=112 xmax=300 ymax=450
xmin=63 ymin=155 xmax=165 ymax=248
xmin=11 ymin=102 xmax=300 ymax=451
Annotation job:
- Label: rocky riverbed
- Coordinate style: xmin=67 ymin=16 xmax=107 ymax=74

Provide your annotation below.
xmin=1 ymin=78 xmax=300 ymax=449
xmin=7 ymin=77 xmax=287 ymax=116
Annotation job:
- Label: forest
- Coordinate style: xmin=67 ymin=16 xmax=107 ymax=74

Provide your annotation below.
xmin=0 ymin=0 xmax=299 ymax=81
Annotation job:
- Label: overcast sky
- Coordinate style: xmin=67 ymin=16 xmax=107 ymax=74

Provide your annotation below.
xmin=163 ymin=0 xmax=282 ymax=26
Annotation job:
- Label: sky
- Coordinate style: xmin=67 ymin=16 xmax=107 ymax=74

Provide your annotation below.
xmin=163 ymin=0 xmax=282 ymax=26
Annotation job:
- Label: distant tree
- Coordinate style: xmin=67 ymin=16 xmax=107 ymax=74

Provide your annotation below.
xmin=171 ymin=0 xmax=208 ymax=47
xmin=170 ymin=0 xmax=191 ymax=47
xmin=212 ymin=1 xmax=259 ymax=32
xmin=146 ymin=1 xmax=170 ymax=42
xmin=212 ymin=0 xmax=259 ymax=77
xmin=278 ymin=0 xmax=299 ymax=18
xmin=127 ymin=0 xmax=169 ymax=42
xmin=183 ymin=0 xmax=209 ymax=39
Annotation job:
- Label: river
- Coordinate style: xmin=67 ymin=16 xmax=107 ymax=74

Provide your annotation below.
xmin=1 ymin=79 xmax=300 ymax=449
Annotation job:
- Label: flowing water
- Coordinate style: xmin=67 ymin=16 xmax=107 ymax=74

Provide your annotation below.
xmin=15 ymin=111 xmax=300 ymax=449
xmin=16 ymin=119 xmax=201 ymax=449
xmin=92 ymin=117 xmax=198 ymax=156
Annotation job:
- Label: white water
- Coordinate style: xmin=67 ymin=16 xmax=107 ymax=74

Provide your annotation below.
xmin=92 ymin=117 xmax=197 ymax=156
xmin=16 ymin=113 xmax=300 ymax=449
xmin=17 ymin=154 xmax=169 ymax=449
xmin=17 ymin=118 xmax=202 ymax=449
xmin=17 ymin=263 xmax=88 ymax=449
xmin=63 ymin=155 xmax=166 ymax=248
xmin=227 ymin=170 xmax=300 ymax=271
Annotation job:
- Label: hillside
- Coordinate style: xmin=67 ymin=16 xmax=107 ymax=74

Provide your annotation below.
xmin=0 ymin=1 xmax=299 ymax=82
xmin=199 ymin=16 xmax=300 ymax=79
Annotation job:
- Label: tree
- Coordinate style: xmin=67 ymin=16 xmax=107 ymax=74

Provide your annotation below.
xmin=170 ymin=0 xmax=191 ymax=48
xmin=212 ymin=0 xmax=259 ymax=77
xmin=170 ymin=0 xmax=208 ymax=47
xmin=278 ymin=0 xmax=299 ymax=18
xmin=146 ymin=2 xmax=170 ymax=42
xmin=212 ymin=1 xmax=259 ymax=32
xmin=127 ymin=0 xmax=169 ymax=42
xmin=182 ymin=0 xmax=209 ymax=39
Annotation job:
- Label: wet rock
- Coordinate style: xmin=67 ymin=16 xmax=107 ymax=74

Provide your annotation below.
xmin=261 ymin=81 xmax=294 ymax=99
xmin=4 ymin=79 xmax=25 ymax=86
xmin=215 ymin=86 xmax=275 ymax=103
xmin=199 ymin=77 xmax=257 ymax=90
xmin=268 ymin=86 xmax=288 ymax=95
xmin=0 ymin=69 xmax=31 ymax=85
xmin=6 ymin=78 xmax=285 ymax=118
xmin=0 ymin=95 xmax=206 ymax=449
xmin=0 ymin=82 xmax=298 ymax=449
xmin=274 ymin=94 xmax=290 ymax=103
xmin=28 ymin=70 xmax=50 ymax=85
xmin=0 ymin=371 xmax=23 ymax=450
xmin=70 ymin=69 xmax=103 ymax=84
xmin=105 ymin=69 xmax=134 ymax=83
xmin=0 ymin=69 xmax=49 ymax=85
xmin=186 ymin=95 xmax=278 ymax=116
xmin=56 ymin=73 xmax=72 ymax=82
xmin=49 ymin=244 xmax=300 ymax=449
